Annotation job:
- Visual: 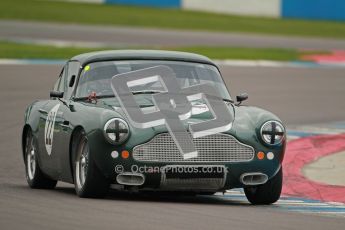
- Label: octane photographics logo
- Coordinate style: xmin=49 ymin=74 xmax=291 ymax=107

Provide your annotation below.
xmin=111 ymin=65 xmax=233 ymax=159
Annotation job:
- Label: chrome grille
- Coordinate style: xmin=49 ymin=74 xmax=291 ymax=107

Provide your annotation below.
xmin=132 ymin=133 xmax=254 ymax=163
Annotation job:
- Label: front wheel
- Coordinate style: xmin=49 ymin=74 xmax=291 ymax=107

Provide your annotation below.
xmin=73 ymin=131 xmax=109 ymax=198
xmin=244 ymin=167 xmax=283 ymax=205
xmin=24 ymin=129 xmax=57 ymax=189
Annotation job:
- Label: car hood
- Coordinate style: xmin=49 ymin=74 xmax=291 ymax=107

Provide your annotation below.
xmin=110 ymin=102 xmax=235 ymax=129
xmin=78 ymin=99 xmax=281 ymax=149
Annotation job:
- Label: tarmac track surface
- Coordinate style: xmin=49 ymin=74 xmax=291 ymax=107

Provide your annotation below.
xmin=1 ymin=20 xmax=345 ymax=50
xmin=0 ymin=64 xmax=345 ymax=230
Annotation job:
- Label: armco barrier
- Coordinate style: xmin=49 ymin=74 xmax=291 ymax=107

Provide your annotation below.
xmin=182 ymin=0 xmax=280 ymax=18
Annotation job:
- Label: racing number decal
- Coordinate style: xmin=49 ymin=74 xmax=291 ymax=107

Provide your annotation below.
xmin=44 ymin=104 xmax=60 ymax=155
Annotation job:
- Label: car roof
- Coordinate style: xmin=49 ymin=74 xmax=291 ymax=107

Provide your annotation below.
xmin=70 ymin=50 xmax=216 ymax=67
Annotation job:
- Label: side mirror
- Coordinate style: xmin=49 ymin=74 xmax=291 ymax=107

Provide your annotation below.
xmin=236 ymin=93 xmax=248 ymax=105
xmin=50 ymin=91 xmax=64 ymax=98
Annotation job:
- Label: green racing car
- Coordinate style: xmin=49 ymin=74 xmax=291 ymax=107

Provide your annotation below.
xmin=22 ymin=50 xmax=286 ymax=204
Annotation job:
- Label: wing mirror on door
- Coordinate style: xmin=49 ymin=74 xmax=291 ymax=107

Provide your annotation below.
xmin=50 ymin=91 xmax=64 ymax=98
xmin=236 ymin=93 xmax=248 ymax=105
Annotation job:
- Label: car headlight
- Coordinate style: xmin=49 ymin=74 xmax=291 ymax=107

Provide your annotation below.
xmin=103 ymin=118 xmax=129 ymax=144
xmin=260 ymin=120 xmax=285 ymax=145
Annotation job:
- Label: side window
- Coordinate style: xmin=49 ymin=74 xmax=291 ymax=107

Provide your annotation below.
xmin=65 ymin=61 xmax=81 ymax=99
xmin=58 ymin=68 xmax=66 ymax=92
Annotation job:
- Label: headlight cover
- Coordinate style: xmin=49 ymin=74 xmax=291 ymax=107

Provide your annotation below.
xmin=103 ymin=118 xmax=129 ymax=144
xmin=260 ymin=121 xmax=285 ymax=145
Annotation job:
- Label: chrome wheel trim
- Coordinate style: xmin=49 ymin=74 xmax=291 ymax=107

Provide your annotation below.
xmin=26 ymin=134 xmax=36 ymax=180
xmin=76 ymin=137 xmax=89 ymax=190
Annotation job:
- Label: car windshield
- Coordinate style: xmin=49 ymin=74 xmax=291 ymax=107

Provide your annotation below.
xmin=75 ymin=60 xmax=231 ymax=101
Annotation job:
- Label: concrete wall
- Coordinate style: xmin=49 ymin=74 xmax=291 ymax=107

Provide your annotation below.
xmin=105 ymin=0 xmax=181 ymax=8
xmin=183 ymin=0 xmax=280 ymax=18
xmin=64 ymin=0 xmax=103 ymax=3
xmin=63 ymin=0 xmax=345 ymax=21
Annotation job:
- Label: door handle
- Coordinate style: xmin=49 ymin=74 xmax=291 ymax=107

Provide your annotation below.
xmin=60 ymin=120 xmax=70 ymax=129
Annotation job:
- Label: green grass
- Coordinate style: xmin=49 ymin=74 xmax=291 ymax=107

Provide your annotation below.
xmin=170 ymin=46 xmax=304 ymax=61
xmin=0 ymin=41 xmax=327 ymax=61
xmin=0 ymin=41 xmax=101 ymax=59
xmin=1 ymin=0 xmax=345 ymax=39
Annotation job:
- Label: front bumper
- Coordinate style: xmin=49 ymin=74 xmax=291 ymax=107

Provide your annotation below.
xmin=88 ymin=129 xmax=285 ymax=191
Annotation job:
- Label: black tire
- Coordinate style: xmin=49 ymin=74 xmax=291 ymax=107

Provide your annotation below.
xmin=24 ymin=129 xmax=57 ymax=189
xmin=72 ymin=131 xmax=109 ymax=198
xmin=244 ymin=167 xmax=283 ymax=205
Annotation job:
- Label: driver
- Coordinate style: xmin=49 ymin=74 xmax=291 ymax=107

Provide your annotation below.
xmin=80 ymin=64 xmax=119 ymax=97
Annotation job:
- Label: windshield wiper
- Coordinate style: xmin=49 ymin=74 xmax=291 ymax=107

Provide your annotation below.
xmin=131 ymin=90 xmax=165 ymax=95
xmin=74 ymin=91 xmax=163 ymax=101
xmin=74 ymin=93 xmax=233 ymax=104
xmin=74 ymin=95 xmax=115 ymax=101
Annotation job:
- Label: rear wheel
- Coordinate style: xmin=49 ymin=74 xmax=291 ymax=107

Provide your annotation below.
xmin=73 ymin=131 xmax=109 ymax=198
xmin=24 ymin=129 xmax=57 ymax=189
xmin=244 ymin=167 xmax=283 ymax=205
